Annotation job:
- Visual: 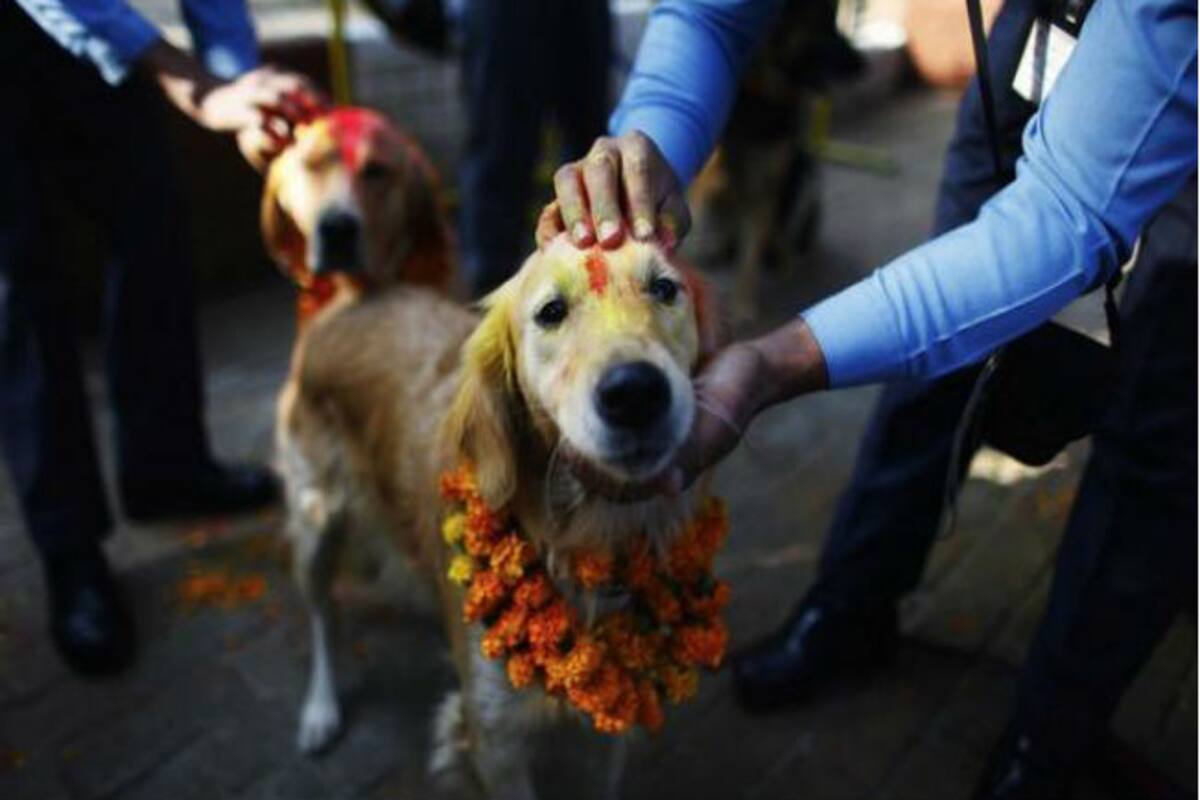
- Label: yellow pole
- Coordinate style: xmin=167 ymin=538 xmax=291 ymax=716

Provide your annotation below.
xmin=325 ymin=0 xmax=353 ymax=104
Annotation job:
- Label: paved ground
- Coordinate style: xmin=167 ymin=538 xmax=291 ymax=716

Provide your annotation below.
xmin=0 ymin=75 xmax=1194 ymax=800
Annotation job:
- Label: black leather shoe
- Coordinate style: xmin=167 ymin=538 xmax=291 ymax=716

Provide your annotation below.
xmin=120 ymin=461 xmax=280 ymax=523
xmin=733 ymin=594 xmax=898 ymax=710
xmin=972 ymin=727 xmax=1075 ymax=800
xmin=45 ymin=546 xmax=135 ymax=676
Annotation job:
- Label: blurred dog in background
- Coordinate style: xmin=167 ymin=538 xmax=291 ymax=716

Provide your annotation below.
xmin=261 ymin=106 xmax=455 ymax=323
xmin=685 ymin=0 xmax=862 ymax=326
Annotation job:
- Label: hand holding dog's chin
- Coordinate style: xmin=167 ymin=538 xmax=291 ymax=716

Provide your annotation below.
xmin=659 ymin=318 xmax=829 ymax=494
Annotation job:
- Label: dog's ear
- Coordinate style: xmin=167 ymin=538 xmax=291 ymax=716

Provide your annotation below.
xmin=394 ymin=139 xmax=454 ymax=288
xmin=441 ymin=286 xmax=519 ymax=508
xmin=682 ymin=266 xmax=725 ymax=367
xmin=261 ymin=161 xmax=306 ymax=277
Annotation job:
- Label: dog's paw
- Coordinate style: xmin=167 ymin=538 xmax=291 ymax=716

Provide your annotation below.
xmin=297 ymin=696 xmax=342 ymax=754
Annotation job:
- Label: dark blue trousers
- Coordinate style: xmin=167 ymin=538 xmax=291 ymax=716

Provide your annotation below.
xmin=457 ymin=0 xmax=611 ymax=297
xmin=0 ymin=6 xmax=210 ymax=557
xmin=811 ymin=0 xmax=1197 ymax=764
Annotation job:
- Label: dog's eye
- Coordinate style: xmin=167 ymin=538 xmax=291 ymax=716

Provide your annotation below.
xmin=361 ymin=161 xmax=392 ymax=182
xmin=535 ymin=297 xmax=568 ymax=328
xmin=648 ymin=276 xmax=680 ymax=305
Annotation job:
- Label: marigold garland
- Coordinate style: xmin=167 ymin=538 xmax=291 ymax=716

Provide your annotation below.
xmin=439 ymin=463 xmax=731 ymax=735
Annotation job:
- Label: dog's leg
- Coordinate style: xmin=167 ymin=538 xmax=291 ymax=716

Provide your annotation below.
xmin=293 ymin=488 xmax=348 ymax=754
xmin=471 ymin=735 xmax=537 ymax=800
xmin=600 ymin=738 xmax=627 ymax=800
xmin=460 ymin=657 xmax=538 ymax=800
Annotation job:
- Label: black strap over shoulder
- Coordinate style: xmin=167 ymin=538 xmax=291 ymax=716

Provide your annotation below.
xmin=966 ymin=0 xmax=1006 ymax=184
xmin=964 ymin=0 xmax=1122 ymax=345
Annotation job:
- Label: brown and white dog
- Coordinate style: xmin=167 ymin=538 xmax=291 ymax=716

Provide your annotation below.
xmin=261 ymin=106 xmax=454 ymax=323
xmin=276 ymin=233 xmax=721 ymax=798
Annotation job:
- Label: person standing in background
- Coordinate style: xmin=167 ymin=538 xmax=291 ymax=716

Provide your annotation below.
xmin=2 ymin=0 xmax=321 ymax=676
xmin=457 ymin=0 xmax=611 ymax=297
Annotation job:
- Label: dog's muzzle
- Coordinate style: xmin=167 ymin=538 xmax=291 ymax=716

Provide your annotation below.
xmin=313 ymin=209 xmax=364 ymax=274
xmin=594 ymin=361 xmax=671 ymax=432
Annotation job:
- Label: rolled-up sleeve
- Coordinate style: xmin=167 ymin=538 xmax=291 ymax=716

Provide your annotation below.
xmin=803 ymin=0 xmax=1197 ymax=386
xmin=609 ymin=0 xmax=782 ymax=187
xmin=16 ymin=0 xmax=159 ymax=85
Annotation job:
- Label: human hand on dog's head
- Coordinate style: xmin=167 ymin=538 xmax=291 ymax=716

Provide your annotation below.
xmin=536 ymin=131 xmax=691 ymax=251
xmin=142 ymin=42 xmax=327 ymax=170
xmin=658 ymin=318 xmax=831 ymax=494
xmin=216 ymin=67 xmax=327 ymax=170
xmin=189 ymin=64 xmax=326 ymax=170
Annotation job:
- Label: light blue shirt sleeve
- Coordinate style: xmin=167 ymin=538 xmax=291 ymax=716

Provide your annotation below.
xmin=803 ymin=0 xmax=1198 ymax=386
xmin=16 ymin=0 xmax=259 ymax=85
xmin=609 ymin=0 xmax=783 ymax=187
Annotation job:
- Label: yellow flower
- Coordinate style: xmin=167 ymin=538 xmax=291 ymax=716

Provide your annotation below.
xmin=447 ymin=554 xmax=475 ymax=585
xmin=441 ymin=512 xmax=466 ymax=545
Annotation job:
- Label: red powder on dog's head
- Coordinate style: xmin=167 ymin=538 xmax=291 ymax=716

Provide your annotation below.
xmin=327 ymin=107 xmax=380 ymax=168
xmin=585 ymin=251 xmax=609 ymax=296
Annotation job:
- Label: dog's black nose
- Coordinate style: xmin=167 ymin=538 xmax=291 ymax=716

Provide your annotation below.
xmin=314 ymin=210 xmax=362 ymax=273
xmin=595 ymin=361 xmax=671 ymax=430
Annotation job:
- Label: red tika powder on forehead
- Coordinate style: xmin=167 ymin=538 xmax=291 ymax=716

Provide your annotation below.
xmin=327 ymin=107 xmax=379 ymax=168
xmin=585 ymin=251 xmax=609 ymax=296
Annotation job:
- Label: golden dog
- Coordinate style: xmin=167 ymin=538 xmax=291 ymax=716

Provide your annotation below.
xmin=278 ymin=234 xmax=720 ymax=799
xmin=261 ymin=106 xmax=453 ymax=322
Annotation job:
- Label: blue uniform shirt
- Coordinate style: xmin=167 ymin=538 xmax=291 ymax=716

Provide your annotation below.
xmin=16 ymin=0 xmax=260 ymax=85
xmin=612 ymin=0 xmax=1197 ymax=386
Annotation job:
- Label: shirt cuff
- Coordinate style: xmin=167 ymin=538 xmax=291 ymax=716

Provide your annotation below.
xmin=88 ymin=8 xmax=160 ymax=82
xmin=801 ymin=275 xmax=909 ymax=387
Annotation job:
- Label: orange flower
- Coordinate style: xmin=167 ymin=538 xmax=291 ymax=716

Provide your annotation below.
xmin=527 ymin=599 xmax=574 ymax=651
xmin=617 ymin=630 xmax=663 ymax=672
xmin=592 ymin=712 xmax=634 ymax=734
xmin=599 ymin=613 xmax=660 ymax=672
xmin=513 ymin=573 xmax=554 ymax=610
xmin=492 ymin=603 xmax=530 ymax=649
xmin=661 ymin=663 xmax=699 ymax=704
xmin=642 ymin=579 xmax=683 ymax=625
xmin=490 ymin=534 xmax=535 ymax=584
xmin=684 ymin=579 xmax=731 ymax=618
xmin=440 ymin=464 xmax=476 ymax=501
xmin=572 ymin=550 xmax=615 ymax=589
xmin=636 ymin=679 xmax=664 ymax=731
xmin=507 ymin=653 xmax=536 ymax=688
xmin=623 ymin=545 xmax=656 ymax=590
xmin=463 ymin=524 xmax=496 ymax=558
xmin=463 ymin=570 xmax=507 ymax=622
xmin=668 ymin=533 xmax=708 ymax=584
xmin=567 ymin=662 xmax=623 ymax=715
xmin=672 ymin=619 xmax=728 ymax=670
xmin=545 ymin=635 xmax=604 ymax=690
xmin=593 ymin=680 xmax=639 ymax=734
xmin=481 ymin=626 xmax=507 ymax=659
